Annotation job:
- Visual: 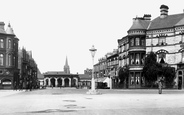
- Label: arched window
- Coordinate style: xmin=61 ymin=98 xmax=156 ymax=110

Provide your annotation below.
xmin=0 ymin=39 xmax=4 ymax=48
xmin=8 ymin=39 xmax=11 ymax=49
xmin=8 ymin=54 xmax=11 ymax=66
xmin=158 ymin=53 xmax=166 ymax=63
xmin=0 ymin=54 xmax=3 ymax=66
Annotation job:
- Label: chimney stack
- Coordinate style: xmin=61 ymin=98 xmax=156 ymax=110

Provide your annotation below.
xmin=0 ymin=22 xmax=5 ymax=30
xmin=160 ymin=5 xmax=169 ymax=18
xmin=143 ymin=14 xmax=151 ymax=20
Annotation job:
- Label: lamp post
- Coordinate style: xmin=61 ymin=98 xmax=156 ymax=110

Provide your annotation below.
xmin=87 ymin=45 xmax=100 ymax=94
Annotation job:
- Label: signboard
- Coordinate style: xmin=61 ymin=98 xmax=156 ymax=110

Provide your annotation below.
xmin=2 ymin=82 xmax=11 ymax=85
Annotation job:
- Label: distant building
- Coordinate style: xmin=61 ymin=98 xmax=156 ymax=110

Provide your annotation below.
xmin=43 ymin=57 xmax=79 ymax=87
xmin=0 ymin=22 xmax=19 ymax=89
xmin=18 ymin=48 xmax=38 ymax=90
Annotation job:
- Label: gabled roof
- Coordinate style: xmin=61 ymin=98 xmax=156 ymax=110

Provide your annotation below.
xmin=128 ymin=19 xmax=150 ymax=31
xmin=148 ymin=13 xmax=184 ymax=30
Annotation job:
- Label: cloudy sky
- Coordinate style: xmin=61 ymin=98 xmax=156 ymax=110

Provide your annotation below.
xmin=0 ymin=0 xmax=183 ymax=74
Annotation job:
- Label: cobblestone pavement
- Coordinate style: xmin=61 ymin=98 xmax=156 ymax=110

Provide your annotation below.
xmin=1 ymin=88 xmax=184 ymax=115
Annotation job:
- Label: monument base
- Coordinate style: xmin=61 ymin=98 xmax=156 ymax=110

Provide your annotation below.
xmin=86 ymin=89 xmax=101 ymax=95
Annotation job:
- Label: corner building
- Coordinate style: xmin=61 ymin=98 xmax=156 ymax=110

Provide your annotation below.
xmin=146 ymin=5 xmax=184 ymax=89
xmin=119 ymin=5 xmax=184 ymax=89
xmin=0 ymin=22 xmax=19 ymax=89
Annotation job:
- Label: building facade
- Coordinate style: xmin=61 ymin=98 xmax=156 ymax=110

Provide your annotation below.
xmin=0 ymin=22 xmax=19 ymax=89
xmin=18 ymin=48 xmax=39 ymax=90
xmin=146 ymin=5 xmax=184 ymax=89
xmin=118 ymin=4 xmax=184 ymax=89
xmin=44 ymin=57 xmax=79 ymax=87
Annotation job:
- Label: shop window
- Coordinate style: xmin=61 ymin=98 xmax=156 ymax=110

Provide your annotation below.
xmin=135 ymin=73 xmax=140 ymax=85
xmin=130 ymin=72 xmax=134 ymax=85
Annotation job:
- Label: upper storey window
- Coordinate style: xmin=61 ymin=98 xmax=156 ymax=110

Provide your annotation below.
xmin=158 ymin=37 xmax=166 ymax=45
xmin=0 ymin=39 xmax=4 ymax=48
xmin=135 ymin=38 xmax=140 ymax=46
xmin=8 ymin=39 xmax=11 ymax=49
xmin=130 ymin=38 xmax=134 ymax=46
xmin=181 ymin=34 xmax=184 ymax=43
xmin=0 ymin=54 xmax=3 ymax=66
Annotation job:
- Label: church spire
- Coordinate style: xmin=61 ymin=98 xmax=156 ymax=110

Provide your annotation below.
xmin=64 ymin=56 xmax=70 ymax=74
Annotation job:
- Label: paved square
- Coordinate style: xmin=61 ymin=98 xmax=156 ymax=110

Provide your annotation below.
xmin=1 ymin=88 xmax=184 ymax=115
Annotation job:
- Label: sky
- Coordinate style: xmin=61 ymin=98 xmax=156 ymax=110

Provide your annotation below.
xmin=0 ymin=0 xmax=184 ymax=74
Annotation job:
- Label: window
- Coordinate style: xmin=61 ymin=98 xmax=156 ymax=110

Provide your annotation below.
xmin=182 ymin=35 xmax=184 ymax=43
xmin=8 ymin=54 xmax=11 ymax=66
xmin=130 ymin=72 xmax=134 ymax=85
xmin=182 ymin=52 xmax=184 ymax=63
xmin=141 ymin=54 xmax=145 ymax=65
xmin=141 ymin=39 xmax=145 ymax=46
xmin=158 ymin=37 xmax=166 ymax=45
xmin=158 ymin=53 xmax=166 ymax=63
xmin=8 ymin=39 xmax=11 ymax=49
xmin=130 ymin=54 xmax=134 ymax=65
xmin=0 ymin=54 xmax=3 ymax=66
xmin=130 ymin=38 xmax=134 ymax=46
xmin=135 ymin=72 xmax=140 ymax=85
xmin=0 ymin=39 xmax=4 ymax=48
xmin=135 ymin=38 xmax=140 ymax=46
xmin=135 ymin=53 xmax=140 ymax=65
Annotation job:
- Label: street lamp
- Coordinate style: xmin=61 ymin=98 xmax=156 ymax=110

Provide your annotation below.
xmin=87 ymin=45 xmax=100 ymax=94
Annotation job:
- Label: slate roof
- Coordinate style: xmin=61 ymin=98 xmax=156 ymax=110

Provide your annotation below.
xmin=44 ymin=71 xmax=66 ymax=75
xmin=128 ymin=19 xmax=150 ymax=31
xmin=148 ymin=13 xmax=184 ymax=30
xmin=78 ymin=74 xmax=91 ymax=80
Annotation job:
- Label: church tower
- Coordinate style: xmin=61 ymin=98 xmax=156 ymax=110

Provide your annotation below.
xmin=64 ymin=56 xmax=70 ymax=74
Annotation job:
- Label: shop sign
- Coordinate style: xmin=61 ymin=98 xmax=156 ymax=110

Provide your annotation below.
xmin=2 ymin=82 xmax=11 ymax=85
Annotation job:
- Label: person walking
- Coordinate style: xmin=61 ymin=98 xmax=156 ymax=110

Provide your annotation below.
xmin=158 ymin=79 xmax=163 ymax=94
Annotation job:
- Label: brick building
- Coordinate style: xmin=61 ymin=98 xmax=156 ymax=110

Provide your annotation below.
xmin=0 ymin=22 xmax=19 ymax=89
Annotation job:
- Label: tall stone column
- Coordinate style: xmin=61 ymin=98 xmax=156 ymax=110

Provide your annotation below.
xmin=62 ymin=78 xmax=65 ymax=87
xmin=55 ymin=78 xmax=58 ymax=87
xmin=69 ymin=78 xmax=71 ymax=87
xmin=48 ymin=78 xmax=51 ymax=86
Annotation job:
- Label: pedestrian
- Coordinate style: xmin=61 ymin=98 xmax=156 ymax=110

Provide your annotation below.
xmin=158 ymin=80 xmax=162 ymax=94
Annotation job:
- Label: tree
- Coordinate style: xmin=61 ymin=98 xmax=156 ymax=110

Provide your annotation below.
xmin=143 ymin=52 xmax=162 ymax=87
xmin=161 ymin=66 xmax=175 ymax=88
xmin=143 ymin=52 xmax=176 ymax=88
xmin=118 ymin=65 xmax=129 ymax=88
